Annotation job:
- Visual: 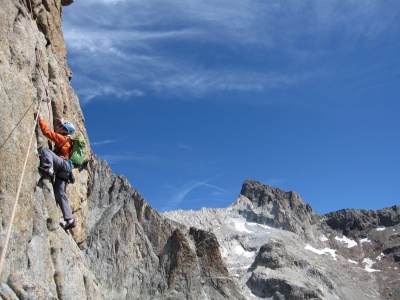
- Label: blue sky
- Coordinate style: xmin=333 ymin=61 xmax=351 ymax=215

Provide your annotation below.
xmin=62 ymin=0 xmax=399 ymax=214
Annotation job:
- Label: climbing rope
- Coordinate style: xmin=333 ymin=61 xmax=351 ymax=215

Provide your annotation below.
xmin=0 ymin=99 xmax=45 ymax=276
xmin=0 ymin=92 xmax=39 ymax=152
xmin=0 ymin=0 xmax=51 ymax=277
xmin=0 ymin=0 xmax=51 ymax=152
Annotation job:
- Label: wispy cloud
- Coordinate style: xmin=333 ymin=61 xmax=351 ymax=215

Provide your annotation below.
xmin=63 ymin=0 xmax=400 ymax=103
xmin=73 ymin=76 xmax=144 ymax=104
xmin=98 ymin=153 xmax=160 ymax=164
xmin=91 ymin=139 xmax=126 ymax=146
xmin=164 ymin=179 xmax=226 ymax=210
xmin=177 ymin=143 xmax=192 ymax=151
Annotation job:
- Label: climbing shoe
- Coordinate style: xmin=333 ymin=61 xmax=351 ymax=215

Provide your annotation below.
xmin=38 ymin=167 xmax=54 ymax=178
xmin=68 ymin=172 xmax=75 ymax=184
xmin=62 ymin=219 xmax=76 ymax=231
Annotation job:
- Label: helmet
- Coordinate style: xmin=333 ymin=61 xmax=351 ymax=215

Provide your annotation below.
xmin=62 ymin=121 xmax=75 ymax=135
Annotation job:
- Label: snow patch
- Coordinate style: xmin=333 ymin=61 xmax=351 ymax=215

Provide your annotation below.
xmin=348 ymin=259 xmax=358 ymax=264
xmin=362 ymin=258 xmax=380 ymax=272
xmin=233 ymin=245 xmax=255 ymax=258
xmin=243 ymin=251 xmax=255 ymax=258
xmin=376 ymin=227 xmax=386 ymax=231
xmin=376 ymin=253 xmax=385 ymax=261
xmin=305 ymin=244 xmax=338 ymax=260
xmin=247 ymin=222 xmax=272 ymax=231
xmin=360 ymin=238 xmax=371 ymax=244
xmin=320 ymin=235 xmax=329 ymax=242
xmin=220 ymin=247 xmax=228 ymax=258
xmin=234 ymin=222 xmax=252 ymax=233
xmin=335 ymin=236 xmax=357 ymax=248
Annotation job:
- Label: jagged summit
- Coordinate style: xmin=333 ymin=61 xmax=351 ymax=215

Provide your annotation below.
xmin=239 ymin=179 xmax=307 ymax=207
xmin=232 ymin=179 xmax=318 ymax=237
xmin=238 ymin=179 xmax=314 ymax=217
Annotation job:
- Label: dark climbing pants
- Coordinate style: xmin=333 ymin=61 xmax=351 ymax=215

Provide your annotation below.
xmin=40 ymin=147 xmax=73 ymax=220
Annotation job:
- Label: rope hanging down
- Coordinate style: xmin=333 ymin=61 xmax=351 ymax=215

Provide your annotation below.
xmin=0 ymin=0 xmax=52 ymax=277
xmin=0 ymin=94 xmax=38 ymax=152
xmin=0 ymin=1 xmax=51 ymax=152
xmin=0 ymin=100 xmax=45 ymax=276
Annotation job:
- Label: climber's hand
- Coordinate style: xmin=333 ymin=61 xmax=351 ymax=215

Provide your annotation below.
xmin=36 ymin=110 xmax=42 ymax=120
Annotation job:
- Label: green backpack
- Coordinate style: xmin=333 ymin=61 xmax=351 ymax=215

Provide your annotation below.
xmin=70 ymin=136 xmax=86 ymax=168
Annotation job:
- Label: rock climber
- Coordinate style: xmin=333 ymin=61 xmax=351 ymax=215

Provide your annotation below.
xmin=36 ymin=110 xmax=76 ymax=231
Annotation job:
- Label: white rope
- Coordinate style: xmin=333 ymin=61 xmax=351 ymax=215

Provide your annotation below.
xmin=0 ymin=100 xmax=44 ymax=276
xmin=0 ymin=0 xmax=49 ymax=277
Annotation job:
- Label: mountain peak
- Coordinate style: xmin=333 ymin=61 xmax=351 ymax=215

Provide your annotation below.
xmin=234 ymin=179 xmax=317 ymax=237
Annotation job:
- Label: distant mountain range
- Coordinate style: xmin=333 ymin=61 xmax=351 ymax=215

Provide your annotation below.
xmin=164 ymin=179 xmax=400 ymax=299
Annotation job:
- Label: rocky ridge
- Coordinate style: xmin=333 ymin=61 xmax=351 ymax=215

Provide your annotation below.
xmin=164 ymin=180 xmax=400 ymax=299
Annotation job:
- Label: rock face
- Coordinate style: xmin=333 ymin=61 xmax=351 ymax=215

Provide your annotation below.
xmin=325 ymin=206 xmax=400 ymax=237
xmin=84 ymin=159 xmax=246 ymax=299
xmin=165 ymin=180 xmax=400 ymax=300
xmin=237 ymin=180 xmax=319 ymax=238
xmin=0 ymin=1 xmax=245 ymax=299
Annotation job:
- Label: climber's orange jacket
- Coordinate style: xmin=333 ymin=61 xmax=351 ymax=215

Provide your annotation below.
xmin=39 ymin=119 xmax=72 ymax=159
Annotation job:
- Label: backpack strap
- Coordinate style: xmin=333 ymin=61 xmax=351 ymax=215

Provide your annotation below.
xmin=54 ymin=137 xmax=71 ymax=156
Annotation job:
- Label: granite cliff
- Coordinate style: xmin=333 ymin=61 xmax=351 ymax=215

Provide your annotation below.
xmin=0 ymin=1 xmax=245 ymax=299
